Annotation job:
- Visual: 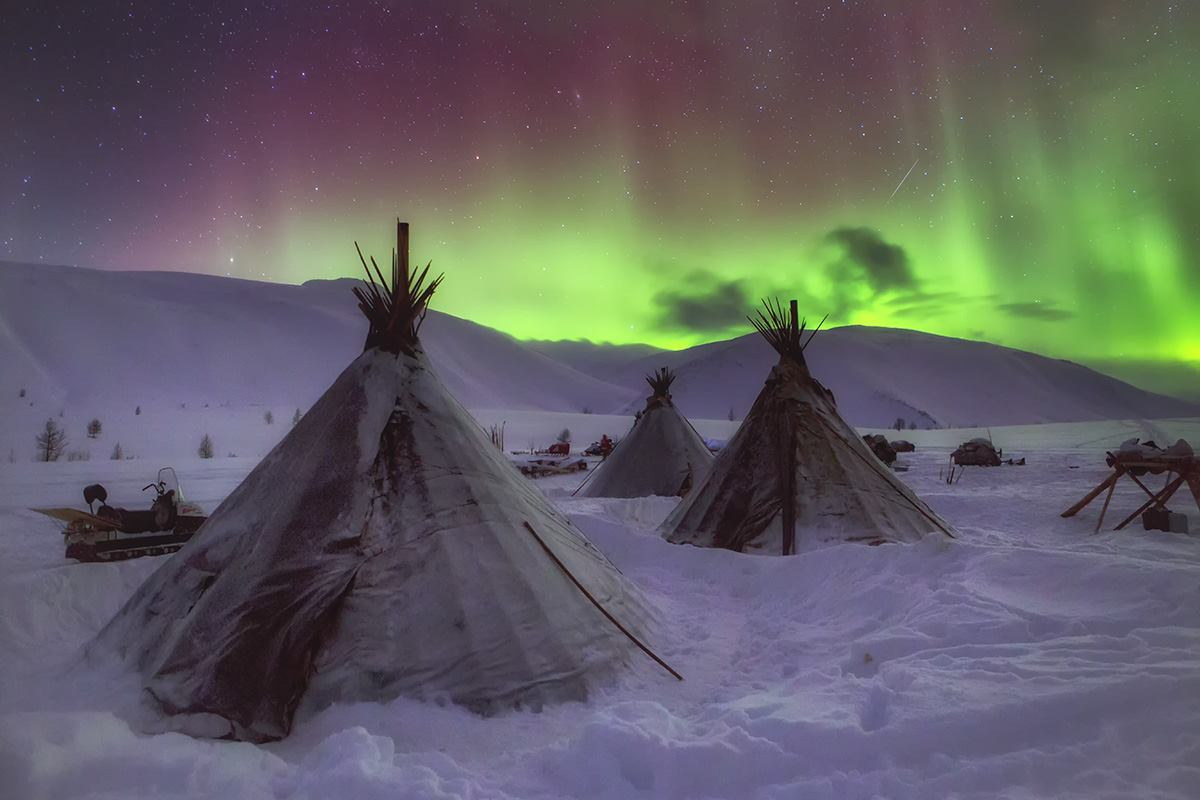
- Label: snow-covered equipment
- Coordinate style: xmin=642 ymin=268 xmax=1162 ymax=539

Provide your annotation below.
xmin=32 ymin=467 xmax=206 ymax=562
xmin=660 ymin=299 xmax=955 ymax=555
xmin=952 ymin=438 xmax=1002 ymax=467
xmin=91 ymin=221 xmax=672 ymax=742
xmin=509 ymin=453 xmax=588 ymax=478
xmin=583 ymin=435 xmax=614 ymax=457
xmin=862 ymin=434 xmax=897 ymax=466
xmin=1063 ymin=438 xmax=1200 ymax=532
xmin=577 ymin=367 xmax=713 ymax=499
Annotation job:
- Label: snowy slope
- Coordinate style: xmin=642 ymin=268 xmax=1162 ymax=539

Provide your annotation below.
xmin=606 ymin=327 xmax=1200 ymax=427
xmin=0 ymin=262 xmax=636 ymax=413
xmin=2 ymin=418 xmax=1199 ymax=798
xmin=525 ymin=339 xmax=665 ymax=380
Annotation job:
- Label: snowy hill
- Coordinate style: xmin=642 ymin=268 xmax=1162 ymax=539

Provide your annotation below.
xmin=600 ymin=327 xmax=1200 ymax=428
xmin=2 ymin=261 xmax=1196 ymax=444
xmin=0 ymin=262 xmax=636 ymax=414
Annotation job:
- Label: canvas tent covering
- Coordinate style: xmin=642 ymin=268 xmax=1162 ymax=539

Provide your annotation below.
xmin=661 ymin=299 xmax=955 ymax=555
xmin=578 ymin=367 xmax=713 ymax=499
xmin=91 ymin=222 xmax=661 ymax=742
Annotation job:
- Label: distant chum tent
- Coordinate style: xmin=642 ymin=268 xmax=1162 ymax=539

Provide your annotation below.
xmin=578 ymin=367 xmax=713 ymax=499
xmin=661 ymin=299 xmax=955 ymax=555
xmin=92 ymin=221 xmax=672 ymax=742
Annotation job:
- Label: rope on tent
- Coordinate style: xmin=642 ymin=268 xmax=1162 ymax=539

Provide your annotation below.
xmin=522 ymin=521 xmax=684 ymax=682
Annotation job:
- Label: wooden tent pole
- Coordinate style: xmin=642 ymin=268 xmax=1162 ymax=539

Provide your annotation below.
xmin=781 ymin=414 xmax=796 ymax=556
xmin=779 ymin=301 xmax=799 ymax=556
xmin=396 ymin=220 xmax=410 ymax=285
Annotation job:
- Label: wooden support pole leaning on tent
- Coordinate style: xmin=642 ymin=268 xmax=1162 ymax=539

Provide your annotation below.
xmin=522 ymin=521 xmax=683 ymax=681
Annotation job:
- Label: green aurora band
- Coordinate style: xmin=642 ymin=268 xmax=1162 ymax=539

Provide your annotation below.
xmin=257 ymin=15 xmax=1199 ymax=373
xmin=4 ymin=1 xmax=1198 ymax=382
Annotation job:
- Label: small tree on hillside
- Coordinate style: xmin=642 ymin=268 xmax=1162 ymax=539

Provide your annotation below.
xmin=728 ymin=407 xmax=736 ymax=422
xmin=110 ymin=442 xmax=124 ymax=460
xmin=35 ymin=418 xmax=68 ymax=462
xmin=264 ymin=410 xmax=274 ymax=425
xmin=198 ymin=433 xmax=214 ymax=459
xmin=19 ymin=388 xmax=26 ymax=398
xmin=908 ymin=420 xmax=918 ymax=430
xmin=556 ymin=428 xmax=571 ymax=444
xmin=135 ymin=405 xmax=141 ymax=416
xmin=87 ymin=418 xmax=103 ymax=438
xmin=893 ymin=417 xmax=905 ymax=432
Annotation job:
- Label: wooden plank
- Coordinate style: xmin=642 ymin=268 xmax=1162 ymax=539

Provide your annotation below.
xmin=1113 ymin=475 xmax=1185 ymax=531
xmin=1186 ymin=472 xmax=1200 ymax=511
xmin=1124 ymin=469 xmax=1162 ymax=500
xmin=1061 ymin=470 xmax=1120 ymax=518
xmin=1094 ymin=477 xmax=1118 ymax=533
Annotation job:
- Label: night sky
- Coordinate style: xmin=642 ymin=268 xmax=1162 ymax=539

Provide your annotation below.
xmin=3 ymin=1 xmax=1198 ymax=370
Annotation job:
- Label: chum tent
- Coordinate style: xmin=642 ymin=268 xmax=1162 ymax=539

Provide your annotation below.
xmin=92 ymin=222 xmax=673 ymax=742
xmin=577 ymin=367 xmax=713 ymax=499
xmin=660 ymin=299 xmax=955 ymax=555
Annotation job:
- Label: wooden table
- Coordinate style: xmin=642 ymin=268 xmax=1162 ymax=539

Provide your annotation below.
xmin=1061 ymin=455 xmax=1200 ymax=532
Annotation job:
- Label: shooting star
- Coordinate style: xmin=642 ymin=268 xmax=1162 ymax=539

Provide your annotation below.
xmin=887 ymin=158 xmax=919 ymax=203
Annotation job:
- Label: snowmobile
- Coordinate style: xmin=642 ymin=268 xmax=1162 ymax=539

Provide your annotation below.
xmin=33 ymin=467 xmax=207 ymax=562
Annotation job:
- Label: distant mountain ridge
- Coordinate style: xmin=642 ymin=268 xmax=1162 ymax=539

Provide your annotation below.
xmin=2 ymin=261 xmax=1196 ymax=430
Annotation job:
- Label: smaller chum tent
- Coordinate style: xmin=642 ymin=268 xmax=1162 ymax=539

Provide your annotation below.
xmin=578 ymin=367 xmax=714 ymax=499
xmin=660 ymin=299 xmax=956 ymax=555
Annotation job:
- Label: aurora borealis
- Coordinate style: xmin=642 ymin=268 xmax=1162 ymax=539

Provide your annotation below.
xmin=2 ymin=2 xmax=1198 ymax=381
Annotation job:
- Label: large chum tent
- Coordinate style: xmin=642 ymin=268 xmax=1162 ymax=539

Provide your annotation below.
xmin=578 ymin=367 xmax=713 ymax=499
xmin=92 ymin=222 xmax=670 ymax=742
xmin=661 ymin=299 xmax=955 ymax=555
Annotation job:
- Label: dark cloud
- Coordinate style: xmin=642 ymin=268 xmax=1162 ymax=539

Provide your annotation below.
xmin=823 ymin=227 xmax=915 ymax=292
xmin=998 ymin=301 xmax=1075 ymax=321
xmin=654 ymin=271 xmax=753 ymax=333
xmin=879 ymin=290 xmax=959 ymax=317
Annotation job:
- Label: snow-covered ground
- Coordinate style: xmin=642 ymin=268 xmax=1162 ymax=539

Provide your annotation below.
xmin=1 ymin=416 xmax=1199 ymax=799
